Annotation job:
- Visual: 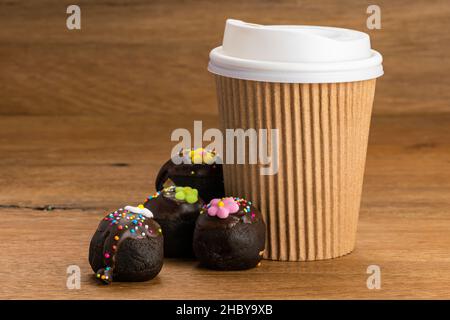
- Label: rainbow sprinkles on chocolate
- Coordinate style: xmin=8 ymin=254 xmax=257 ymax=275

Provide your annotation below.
xmin=89 ymin=205 xmax=164 ymax=284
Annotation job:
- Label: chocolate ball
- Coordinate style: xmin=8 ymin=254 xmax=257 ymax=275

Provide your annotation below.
xmin=193 ymin=197 xmax=266 ymax=270
xmin=144 ymin=186 xmax=204 ymax=258
xmin=155 ymin=148 xmax=225 ymax=203
xmin=89 ymin=206 xmax=163 ymax=284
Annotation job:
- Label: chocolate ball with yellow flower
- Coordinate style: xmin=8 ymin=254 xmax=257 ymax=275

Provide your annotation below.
xmin=155 ymin=148 xmax=225 ymax=203
xmin=144 ymin=186 xmax=204 ymax=258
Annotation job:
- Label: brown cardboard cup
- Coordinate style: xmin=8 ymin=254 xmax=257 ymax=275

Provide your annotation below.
xmin=215 ymin=75 xmax=377 ymax=261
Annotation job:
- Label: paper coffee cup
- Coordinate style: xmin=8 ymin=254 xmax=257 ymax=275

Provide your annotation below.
xmin=208 ymin=19 xmax=383 ymax=261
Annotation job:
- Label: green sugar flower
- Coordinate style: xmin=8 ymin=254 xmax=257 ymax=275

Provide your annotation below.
xmin=175 ymin=186 xmax=199 ymax=204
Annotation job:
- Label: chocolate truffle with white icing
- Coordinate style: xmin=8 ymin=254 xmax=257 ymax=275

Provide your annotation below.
xmin=193 ymin=197 xmax=266 ymax=270
xmin=155 ymin=148 xmax=225 ymax=203
xmin=144 ymin=185 xmax=204 ymax=258
xmin=89 ymin=205 xmax=163 ymax=284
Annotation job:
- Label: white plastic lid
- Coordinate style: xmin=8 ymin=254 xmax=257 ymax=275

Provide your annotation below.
xmin=208 ymin=19 xmax=383 ymax=83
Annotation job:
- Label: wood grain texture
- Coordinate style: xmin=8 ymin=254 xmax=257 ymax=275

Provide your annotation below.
xmin=0 ymin=113 xmax=450 ymax=299
xmin=1 ymin=206 xmax=450 ymax=300
xmin=0 ymin=0 xmax=450 ymax=116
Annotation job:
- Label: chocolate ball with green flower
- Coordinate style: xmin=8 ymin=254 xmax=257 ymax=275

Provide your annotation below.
xmin=175 ymin=186 xmax=198 ymax=204
xmin=144 ymin=186 xmax=204 ymax=258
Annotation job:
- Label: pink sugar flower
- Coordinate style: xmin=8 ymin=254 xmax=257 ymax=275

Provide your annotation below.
xmin=207 ymin=197 xmax=240 ymax=219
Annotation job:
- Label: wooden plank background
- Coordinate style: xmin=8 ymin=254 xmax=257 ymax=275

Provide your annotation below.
xmin=1 ymin=0 xmax=450 ymax=116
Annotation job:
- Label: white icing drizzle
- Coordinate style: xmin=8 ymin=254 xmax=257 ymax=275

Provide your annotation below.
xmin=124 ymin=205 xmax=154 ymax=218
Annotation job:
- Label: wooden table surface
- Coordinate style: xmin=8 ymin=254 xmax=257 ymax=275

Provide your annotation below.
xmin=1 ymin=113 xmax=449 ymax=299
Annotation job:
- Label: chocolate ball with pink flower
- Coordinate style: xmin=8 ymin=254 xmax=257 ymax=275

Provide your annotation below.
xmin=144 ymin=185 xmax=204 ymax=258
xmin=155 ymin=148 xmax=225 ymax=203
xmin=193 ymin=197 xmax=266 ymax=270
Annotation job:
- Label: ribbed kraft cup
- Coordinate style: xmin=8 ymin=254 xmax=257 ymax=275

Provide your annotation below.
xmin=215 ymin=75 xmax=376 ymax=261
